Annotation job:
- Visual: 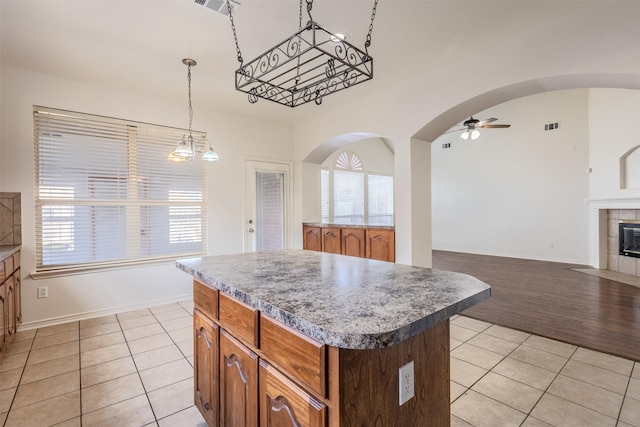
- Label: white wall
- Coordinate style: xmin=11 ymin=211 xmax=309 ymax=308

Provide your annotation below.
xmin=588 ymin=88 xmax=640 ymax=200
xmin=431 ymin=89 xmax=590 ymax=264
xmin=0 ymin=65 xmax=294 ymax=328
xmin=320 ymin=138 xmax=394 ymax=175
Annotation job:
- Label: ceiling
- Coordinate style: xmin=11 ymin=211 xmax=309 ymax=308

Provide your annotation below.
xmin=1 ymin=1 xmax=637 ymax=127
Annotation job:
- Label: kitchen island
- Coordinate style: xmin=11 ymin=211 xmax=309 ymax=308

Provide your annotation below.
xmin=177 ymin=249 xmax=490 ymax=427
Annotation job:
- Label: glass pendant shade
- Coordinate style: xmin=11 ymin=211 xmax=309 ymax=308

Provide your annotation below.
xmin=202 ymin=145 xmax=220 ymax=162
xmin=172 ymin=135 xmax=195 ymax=158
xmin=471 ymin=129 xmax=480 ymax=140
xmin=461 ymin=130 xmax=470 ymax=140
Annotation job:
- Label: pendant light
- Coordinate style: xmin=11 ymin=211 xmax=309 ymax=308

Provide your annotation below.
xmin=169 ymin=58 xmax=220 ymax=162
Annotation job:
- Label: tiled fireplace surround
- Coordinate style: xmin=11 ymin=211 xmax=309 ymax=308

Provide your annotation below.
xmin=606 ymin=208 xmax=640 ymax=277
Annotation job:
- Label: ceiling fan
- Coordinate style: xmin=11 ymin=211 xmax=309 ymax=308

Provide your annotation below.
xmin=447 ymin=116 xmax=511 ymax=140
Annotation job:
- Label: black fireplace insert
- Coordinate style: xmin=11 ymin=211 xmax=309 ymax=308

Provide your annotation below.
xmin=619 ymin=220 xmax=640 ymax=258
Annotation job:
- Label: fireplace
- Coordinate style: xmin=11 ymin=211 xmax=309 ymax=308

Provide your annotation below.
xmin=619 ymin=220 xmax=640 ymax=258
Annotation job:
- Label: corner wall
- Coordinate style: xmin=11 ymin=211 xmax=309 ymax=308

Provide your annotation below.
xmin=0 ymin=65 xmax=294 ymax=327
xmin=431 ymin=89 xmax=590 ymax=264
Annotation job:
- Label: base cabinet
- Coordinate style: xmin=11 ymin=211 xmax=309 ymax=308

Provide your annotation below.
xmin=220 ymin=330 xmax=258 ymax=427
xmin=259 ymin=360 xmax=327 ymax=427
xmin=303 ymin=224 xmax=394 ymax=262
xmin=0 ymin=250 xmax=20 ymax=360
xmin=193 ymin=278 xmax=450 ymax=427
xmin=194 ymin=309 xmax=219 ymax=427
xmin=0 ymin=282 xmax=6 ymax=354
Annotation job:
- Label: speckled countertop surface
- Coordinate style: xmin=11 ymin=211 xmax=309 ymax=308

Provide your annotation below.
xmin=177 ymin=250 xmax=490 ymax=349
xmin=0 ymin=245 xmax=20 ymax=260
xmin=302 ymin=222 xmax=395 ymax=230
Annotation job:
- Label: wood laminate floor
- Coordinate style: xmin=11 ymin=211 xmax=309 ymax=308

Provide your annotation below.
xmin=433 ymin=250 xmax=640 ymax=362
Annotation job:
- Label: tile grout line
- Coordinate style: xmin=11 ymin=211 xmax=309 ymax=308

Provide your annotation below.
xmin=117 ymin=309 xmax=161 ymax=426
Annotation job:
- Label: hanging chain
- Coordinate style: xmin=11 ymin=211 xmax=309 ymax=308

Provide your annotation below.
xmin=187 ymin=63 xmax=193 ymax=137
xmin=227 ymin=1 xmax=243 ymax=65
xmin=299 ymin=0 xmax=303 ymax=29
xmin=365 ymin=0 xmax=379 ymax=53
xmin=306 ymin=0 xmax=313 ymax=22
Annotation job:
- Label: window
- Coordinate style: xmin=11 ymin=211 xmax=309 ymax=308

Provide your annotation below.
xmin=34 ymin=107 xmax=207 ymax=274
xmin=322 ymin=151 xmax=393 ymax=225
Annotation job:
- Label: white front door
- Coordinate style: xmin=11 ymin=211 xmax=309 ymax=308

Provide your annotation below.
xmin=245 ymin=160 xmax=292 ymax=252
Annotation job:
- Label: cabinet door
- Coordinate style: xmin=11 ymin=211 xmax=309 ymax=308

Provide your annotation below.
xmin=6 ymin=276 xmax=15 ymax=342
xmin=194 ymin=309 xmax=219 ymax=427
xmin=321 ymin=227 xmax=341 ymax=254
xmin=13 ymin=269 xmax=21 ymax=326
xmin=366 ymin=229 xmax=395 ymax=262
xmin=303 ymin=226 xmax=322 ymax=252
xmin=0 ymin=283 xmax=6 ymax=355
xmin=259 ymin=360 xmax=327 ymax=427
xmin=220 ymin=330 xmax=258 ymax=427
xmin=341 ymin=228 xmax=365 ymax=258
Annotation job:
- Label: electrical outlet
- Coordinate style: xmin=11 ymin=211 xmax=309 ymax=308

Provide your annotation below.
xmin=37 ymin=286 xmax=48 ymax=298
xmin=399 ymin=360 xmax=415 ymax=405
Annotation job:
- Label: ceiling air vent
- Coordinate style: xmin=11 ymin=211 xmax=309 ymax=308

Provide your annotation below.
xmin=192 ymin=0 xmax=240 ymax=16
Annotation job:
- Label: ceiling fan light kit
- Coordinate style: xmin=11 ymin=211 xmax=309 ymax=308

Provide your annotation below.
xmin=445 ymin=116 xmax=511 ymax=141
xmin=225 ymin=0 xmax=379 ymax=107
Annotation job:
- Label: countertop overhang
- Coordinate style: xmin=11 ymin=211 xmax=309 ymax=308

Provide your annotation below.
xmin=177 ymin=249 xmax=490 ymax=349
xmin=0 ymin=245 xmax=21 ymax=260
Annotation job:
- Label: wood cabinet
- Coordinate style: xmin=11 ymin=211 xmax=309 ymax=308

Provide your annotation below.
xmin=0 ymin=282 xmax=6 ymax=355
xmin=303 ymin=224 xmax=394 ymax=262
xmin=366 ymin=228 xmax=395 ymax=262
xmin=194 ymin=308 xmax=219 ymax=427
xmin=193 ymin=277 xmax=450 ymax=427
xmin=0 ymin=250 xmax=20 ymax=360
xmin=220 ymin=330 xmax=258 ymax=427
xmin=302 ymin=226 xmax=322 ymax=252
xmin=341 ymin=228 xmax=365 ymax=258
xmin=259 ymin=360 xmax=327 ymax=427
xmin=321 ymin=227 xmax=341 ymax=254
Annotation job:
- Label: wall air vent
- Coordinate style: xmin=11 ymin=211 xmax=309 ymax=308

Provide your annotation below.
xmin=192 ymin=0 xmax=240 ymax=16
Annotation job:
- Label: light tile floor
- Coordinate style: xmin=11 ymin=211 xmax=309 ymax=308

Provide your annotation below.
xmin=0 ymin=303 xmax=638 ymax=426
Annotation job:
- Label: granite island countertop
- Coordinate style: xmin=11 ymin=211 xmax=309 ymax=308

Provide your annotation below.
xmin=177 ymin=249 xmax=490 ymax=349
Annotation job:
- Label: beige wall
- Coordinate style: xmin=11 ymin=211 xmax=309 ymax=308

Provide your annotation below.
xmin=0 ymin=65 xmax=294 ymax=328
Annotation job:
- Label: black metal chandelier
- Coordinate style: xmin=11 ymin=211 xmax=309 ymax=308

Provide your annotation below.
xmin=226 ymin=0 xmax=379 ymax=107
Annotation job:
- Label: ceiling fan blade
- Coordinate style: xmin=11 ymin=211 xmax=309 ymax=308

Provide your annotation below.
xmin=442 ymin=128 xmax=466 ymax=134
xmin=476 ymin=117 xmax=497 ymax=126
xmin=478 ymin=124 xmax=511 ymax=129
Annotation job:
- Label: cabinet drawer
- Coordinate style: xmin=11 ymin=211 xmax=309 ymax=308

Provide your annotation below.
xmin=259 ymin=360 xmax=327 ymax=427
xmin=219 ymin=293 xmax=259 ymax=348
xmin=193 ymin=279 xmax=218 ymax=320
xmin=260 ymin=315 xmax=326 ymax=397
xmin=3 ymin=256 xmax=13 ymax=280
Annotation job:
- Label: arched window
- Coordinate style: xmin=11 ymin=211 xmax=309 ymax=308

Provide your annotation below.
xmin=322 ymin=150 xmax=393 ymax=225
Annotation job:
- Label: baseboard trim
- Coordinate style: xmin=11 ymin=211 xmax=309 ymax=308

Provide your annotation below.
xmin=18 ymin=293 xmax=193 ymax=331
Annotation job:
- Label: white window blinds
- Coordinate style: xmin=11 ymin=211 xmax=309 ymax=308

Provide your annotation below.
xmin=34 ymin=107 xmax=207 ymax=273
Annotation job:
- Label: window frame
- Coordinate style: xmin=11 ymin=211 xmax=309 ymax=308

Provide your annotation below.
xmin=322 ymin=150 xmax=394 ymax=225
xmin=33 ymin=106 xmax=208 ymax=277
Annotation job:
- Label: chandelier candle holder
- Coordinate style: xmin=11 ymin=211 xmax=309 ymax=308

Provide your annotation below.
xmin=227 ymin=0 xmax=379 ymax=107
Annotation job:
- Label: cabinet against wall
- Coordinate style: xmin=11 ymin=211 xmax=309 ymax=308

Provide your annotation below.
xmin=303 ymin=224 xmax=394 ymax=262
xmin=366 ymin=229 xmax=395 ymax=263
xmin=302 ymin=226 xmax=321 ymax=252
xmin=342 ymin=228 xmax=366 ymax=258
xmin=321 ymin=227 xmax=341 ymax=254
xmin=0 ymin=250 xmax=21 ymax=359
